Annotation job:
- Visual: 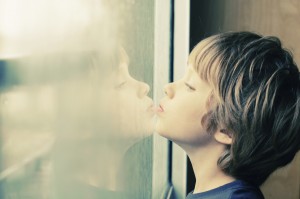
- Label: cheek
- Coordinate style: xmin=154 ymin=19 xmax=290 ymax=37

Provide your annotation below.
xmin=156 ymin=97 xmax=209 ymax=145
xmin=156 ymin=109 xmax=202 ymax=140
xmin=117 ymin=89 xmax=141 ymax=118
xmin=112 ymin=89 xmax=154 ymax=135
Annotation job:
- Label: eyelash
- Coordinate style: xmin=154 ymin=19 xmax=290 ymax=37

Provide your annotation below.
xmin=185 ymin=83 xmax=196 ymax=91
xmin=115 ymin=81 xmax=127 ymax=89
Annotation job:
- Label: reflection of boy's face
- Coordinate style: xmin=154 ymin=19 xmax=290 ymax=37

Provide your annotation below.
xmin=156 ymin=66 xmax=213 ymax=147
xmin=102 ymin=52 xmax=154 ymax=139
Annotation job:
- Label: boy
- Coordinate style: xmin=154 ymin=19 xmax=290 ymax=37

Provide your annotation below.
xmin=156 ymin=31 xmax=300 ymax=199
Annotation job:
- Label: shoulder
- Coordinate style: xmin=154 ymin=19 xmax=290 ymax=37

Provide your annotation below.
xmin=186 ymin=180 xmax=264 ymax=199
xmin=229 ymin=181 xmax=265 ymax=199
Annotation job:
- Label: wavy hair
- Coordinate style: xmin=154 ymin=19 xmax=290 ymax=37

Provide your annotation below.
xmin=188 ymin=31 xmax=300 ymax=186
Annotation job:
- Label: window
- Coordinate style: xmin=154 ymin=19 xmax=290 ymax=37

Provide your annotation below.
xmin=0 ymin=0 xmax=174 ymax=198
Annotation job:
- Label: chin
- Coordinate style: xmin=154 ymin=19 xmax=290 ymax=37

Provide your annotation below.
xmin=155 ymin=121 xmax=165 ymax=135
xmin=155 ymin=123 xmax=174 ymax=141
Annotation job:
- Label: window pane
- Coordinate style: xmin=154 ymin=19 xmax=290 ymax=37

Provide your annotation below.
xmin=0 ymin=0 xmax=157 ymax=198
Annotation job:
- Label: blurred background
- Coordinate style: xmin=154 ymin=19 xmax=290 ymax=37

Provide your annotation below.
xmin=0 ymin=0 xmax=157 ymax=199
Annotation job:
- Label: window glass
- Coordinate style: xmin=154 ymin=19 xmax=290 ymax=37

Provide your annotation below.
xmin=0 ymin=0 xmax=155 ymax=198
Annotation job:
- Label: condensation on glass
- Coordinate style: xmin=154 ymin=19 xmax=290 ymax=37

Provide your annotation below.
xmin=0 ymin=0 xmax=154 ymax=198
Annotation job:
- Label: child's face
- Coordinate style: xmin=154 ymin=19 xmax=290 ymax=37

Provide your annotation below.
xmin=156 ymin=66 xmax=214 ymax=147
xmin=101 ymin=51 xmax=155 ymax=140
xmin=111 ymin=62 xmax=155 ymax=136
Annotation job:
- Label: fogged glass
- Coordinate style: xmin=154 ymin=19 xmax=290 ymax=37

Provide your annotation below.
xmin=0 ymin=0 xmax=154 ymax=198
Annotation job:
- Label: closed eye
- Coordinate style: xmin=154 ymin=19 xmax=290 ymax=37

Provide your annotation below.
xmin=115 ymin=81 xmax=127 ymax=89
xmin=185 ymin=82 xmax=196 ymax=91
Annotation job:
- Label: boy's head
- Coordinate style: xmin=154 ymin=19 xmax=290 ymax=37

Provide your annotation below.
xmin=188 ymin=31 xmax=300 ymax=186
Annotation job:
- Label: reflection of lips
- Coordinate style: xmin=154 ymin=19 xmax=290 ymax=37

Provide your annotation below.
xmin=157 ymin=104 xmax=164 ymax=112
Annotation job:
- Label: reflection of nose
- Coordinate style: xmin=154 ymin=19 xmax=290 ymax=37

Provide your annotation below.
xmin=138 ymin=81 xmax=150 ymax=98
xmin=164 ymin=83 xmax=174 ymax=99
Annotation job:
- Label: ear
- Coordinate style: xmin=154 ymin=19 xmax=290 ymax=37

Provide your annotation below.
xmin=214 ymin=129 xmax=233 ymax=145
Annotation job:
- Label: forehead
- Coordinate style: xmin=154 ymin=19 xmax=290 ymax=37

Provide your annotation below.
xmin=189 ymin=38 xmax=217 ymax=69
xmin=184 ymin=65 xmax=194 ymax=78
xmin=187 ymin=37 xmax=222 ymax=93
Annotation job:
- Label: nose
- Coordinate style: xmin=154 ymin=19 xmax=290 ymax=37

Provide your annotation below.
xmin=164 ymin=83 xmax=174 ymax=99
xmin=138 ymin=81 xmax=150 ymax=98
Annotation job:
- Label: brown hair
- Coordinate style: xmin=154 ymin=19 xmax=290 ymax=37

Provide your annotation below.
xmin=189 ymin=31 xmax=300 ymax=186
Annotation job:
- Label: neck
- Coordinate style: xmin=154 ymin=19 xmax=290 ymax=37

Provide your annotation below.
xmin=184 ymin=142 xmax=235 ymax=194
xmin=84 ymin=151 xmax=124 ymax=191
xmin=76 ymin=140 xmax=132 ymax=191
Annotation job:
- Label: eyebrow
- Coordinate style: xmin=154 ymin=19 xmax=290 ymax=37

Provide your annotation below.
xmin=184 ymin=82 xmax=196 ymax=91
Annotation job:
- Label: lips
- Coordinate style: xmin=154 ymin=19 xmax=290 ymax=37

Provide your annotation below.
xmin=157 ymin=104 xmax=164 ymax=112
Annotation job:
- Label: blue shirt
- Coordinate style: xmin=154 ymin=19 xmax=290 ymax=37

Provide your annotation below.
xmin=186 ymin=180 xmax=264 ymax=199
